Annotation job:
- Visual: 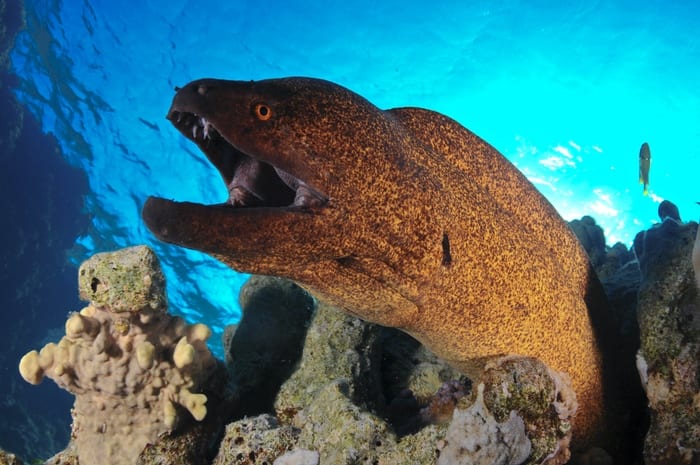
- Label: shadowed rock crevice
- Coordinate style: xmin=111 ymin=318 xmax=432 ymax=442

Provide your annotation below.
xmin=225 ymin=276 xmax=315 ymax=416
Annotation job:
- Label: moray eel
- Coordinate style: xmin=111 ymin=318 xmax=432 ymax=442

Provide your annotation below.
xmin=142 ymin=77 xmax=619 ymax=450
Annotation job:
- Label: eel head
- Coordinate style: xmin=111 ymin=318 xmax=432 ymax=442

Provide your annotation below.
xmin=143 ymin=78 xmax=440 ymax=322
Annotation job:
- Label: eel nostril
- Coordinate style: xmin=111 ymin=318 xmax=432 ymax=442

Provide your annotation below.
xmin=197 ymin=85 xmax=207 ymax=96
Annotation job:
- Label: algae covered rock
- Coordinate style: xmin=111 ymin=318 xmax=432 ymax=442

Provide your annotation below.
xmin=478 ymin=357 xmax=577 ymax=465
xmin=18 ymin=246 xmax=223 ymax=465
xmin=274 ymin=301 xmax=384 ymax=420
xmin=294 ymin=380 xmax=397 ymax=464
xmin=634 ymin=220 xmax=700 ymax=464
xmin=273 ymin=449 xmax=320 ymax=465
xmin=77 ymin=244 xmax=167 ymax=313
xmin=212 ymin=414 xmax=299 ymax=465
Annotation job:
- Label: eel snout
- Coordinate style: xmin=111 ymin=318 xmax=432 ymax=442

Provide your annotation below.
xmin=167 ymin=109 xmax=328 ymax=209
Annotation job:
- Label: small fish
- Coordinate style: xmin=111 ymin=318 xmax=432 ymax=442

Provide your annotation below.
xmin=639 ymin=142 xmax=651 ymax=196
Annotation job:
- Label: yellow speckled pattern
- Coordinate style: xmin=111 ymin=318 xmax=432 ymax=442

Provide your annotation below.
xmin=143 ymin=77 xmax=619 ymax=450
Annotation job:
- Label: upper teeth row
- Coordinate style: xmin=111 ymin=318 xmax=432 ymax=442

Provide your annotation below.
xmin=192 ymin=117 xmax=214 ymax=140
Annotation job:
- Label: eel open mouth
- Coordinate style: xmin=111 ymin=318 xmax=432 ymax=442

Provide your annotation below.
xmin=168 ymin=109 xmax=328 ymax=209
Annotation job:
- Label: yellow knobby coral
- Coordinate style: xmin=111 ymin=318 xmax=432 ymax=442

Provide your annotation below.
xmin=180 ymin=388 xmax=208 ymax=421
xmin=136 ymin=341 xmax=155 ymax=370
xmin=18 ymin=351 xmax=43 ymax=385
xmin=174 ymin=337 xmax=195 ymax=368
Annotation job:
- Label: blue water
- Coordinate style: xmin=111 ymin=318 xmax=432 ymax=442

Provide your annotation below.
xmin=2 ymin=0 xmax=699 ymax=460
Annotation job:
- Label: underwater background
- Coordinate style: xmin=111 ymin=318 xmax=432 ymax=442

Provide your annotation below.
xmin=1 ymin=0 xmax=698 ymax=461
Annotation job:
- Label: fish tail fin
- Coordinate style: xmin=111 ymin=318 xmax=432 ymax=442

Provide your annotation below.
xmin=643 ymin=186 xmax=649 ymax=196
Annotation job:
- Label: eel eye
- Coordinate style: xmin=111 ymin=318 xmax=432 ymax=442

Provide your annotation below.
xmin=253 ymin=103 xmax=272 ymax=121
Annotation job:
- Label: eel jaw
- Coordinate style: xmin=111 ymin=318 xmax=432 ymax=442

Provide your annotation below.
xmin=142 ymin=105 xmax=334 ymax=265
xmin=167 ymin=108 xmax=328 ymax=209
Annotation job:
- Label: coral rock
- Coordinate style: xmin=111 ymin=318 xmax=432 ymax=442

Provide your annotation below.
xmin=273 ymin=449 xmax=320 ymax=465
xmin=18 ymin=246 xmax=218 ymax=465
xmin=657 ymin=200 xmax=681 ymax=222
xmin=634 ymin=220 xmax=700 ymax=464
xmin=274 ymin=301 xmax=384 ymax=421
xmin=219 ymin=276 xmax=583 ymax=464
xmin=569 ymin=216 xmax=607 ymax=269
xmin=212 ymin=414 xmax=299 ymax=465
xmin=438 ymin=383 xmax=531 ymax=465
xmin=294 ymin=380 xmax=397 ymax=464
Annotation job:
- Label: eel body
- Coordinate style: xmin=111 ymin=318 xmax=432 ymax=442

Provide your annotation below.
xmin=142 ymin=77 xmax=617 ymax=449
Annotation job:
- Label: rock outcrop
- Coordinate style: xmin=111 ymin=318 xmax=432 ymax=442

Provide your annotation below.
xmin=219 ymin=277 xmax=581 ymax=465
xmin=634 ymin=219 xmax=700 ymax=464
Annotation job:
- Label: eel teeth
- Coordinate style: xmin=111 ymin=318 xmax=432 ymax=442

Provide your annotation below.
xmin=202 ymin=118 xmax=213 ymax=140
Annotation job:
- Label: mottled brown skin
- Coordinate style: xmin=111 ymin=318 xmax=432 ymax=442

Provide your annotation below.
xmin=142 ymin=77 xmax=618 ymax=450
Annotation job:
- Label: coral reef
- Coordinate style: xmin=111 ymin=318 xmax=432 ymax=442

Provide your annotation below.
xmin=658 ymin=200 xmax=681 ymax=222
xmin=633 ymin=219 xmax=700 ymax=464
xmin=18 ymin=246 xmax=222 ymax=465
xmin=569 ymin=216 xmax=607 ymax=269
xmin=477 ymin=357 xmax=577 ymax=465
xmin=17 ymin=212 xmax=700 ymax=464
xmin=219 ymin=278 xmax=582 ymax=465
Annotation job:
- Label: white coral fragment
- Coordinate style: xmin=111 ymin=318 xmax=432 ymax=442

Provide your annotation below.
xmin=136 ymin=341 xmax=155 ymax=370
xmin=181 ymin=388 xmax=208 ymax=421
xmin=437 ymin=383 xmax=532 ymax=465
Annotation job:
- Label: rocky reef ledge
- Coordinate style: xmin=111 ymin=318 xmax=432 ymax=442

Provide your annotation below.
xmin=5 ymin=207 xmax=700 ymax=465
